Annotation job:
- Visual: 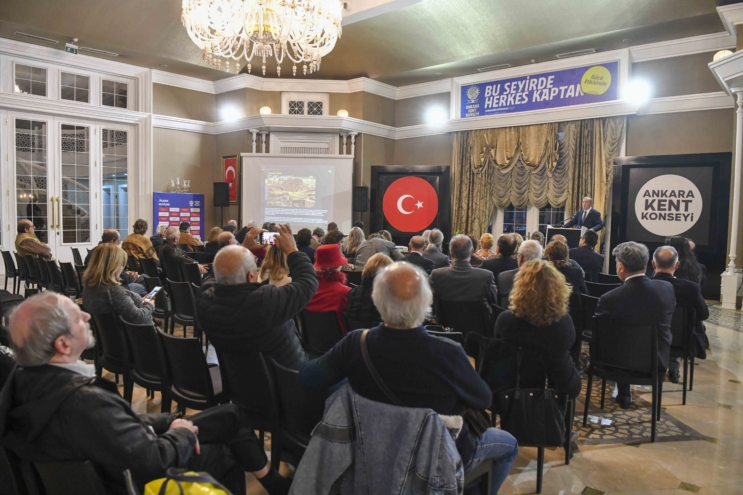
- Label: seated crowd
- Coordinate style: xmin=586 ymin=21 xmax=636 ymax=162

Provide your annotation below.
xmin=0 ymin=216 xmax=710 ymax=493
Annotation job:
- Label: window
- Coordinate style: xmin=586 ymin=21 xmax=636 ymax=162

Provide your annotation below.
xmin=288 ymin=101 xmax=305 ymax=115
xmin=102 ymin=80 xmax=128 ymax=108
xmin=288 ymin=100 xmax=323 ymax=115
xmin=307 ymin=101 xmax=323 ymax=116
xmin=102 ymin=129 xmax=129 ymax=237
xmin=538 ymin=205 xmax=565 ymax=236
xmin=60 ymin=124 xmax=91 ymax=243
xmin=281 ymin=92 xmax=329 ymax=115
xmin=502 ymin=205 xmax=528 ymax=237
xmin=61 ymin=72 xmax=90 ymax=103
xmin=16 ymin=119 xmax=49 ymax=243
xmin=15 ymin=64 xmax=47 ymax=97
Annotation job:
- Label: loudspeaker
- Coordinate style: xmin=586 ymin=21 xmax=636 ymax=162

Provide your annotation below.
xmin=352 ymin=186 xmax=369 ymax=212
xmin=213 ymin=182 xmax=230 ymax=207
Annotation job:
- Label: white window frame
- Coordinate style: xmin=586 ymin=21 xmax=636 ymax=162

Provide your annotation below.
xmin=281 ymin=92 xmax=329 ymax=116
xmin=59 ymin=70 xmax=92 ymax=105
xmin=100 ymin=76 xmax=132 ymax=111
xmin=13 ymin=61 xmax=49 ymax=99
xmin=493 ymin=204 xmax=566 ymax=238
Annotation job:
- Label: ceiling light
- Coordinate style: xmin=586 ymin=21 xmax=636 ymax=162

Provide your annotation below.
xmin=221 ymin=106 xmax=242 ymax=121
xmin=713 ymin=50 xmax=734 ymax=62
xmin=182 ymin=0 xmax=343 ymax=77
xmin=624 ymin=79 xmax=652 ymax=104
xmin=259 ymin=106 xmax=272 ymax=115
xmin=337 ymin=109 xmax=349 ymax=117
xmin=426 ymin=107 xmax=447 ymax=126
xmin=477 ymin=64 xmax=511 ymax=72
xmin=13 ymin=31 xmax=58 ymax=44
xmin=79 ymin=46 xmax=119 ymax=57
xmin=556 ymin=48 xmax=596 ymax=59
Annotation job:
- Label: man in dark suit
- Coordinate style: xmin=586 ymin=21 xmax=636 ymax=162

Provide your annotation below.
xmin=401 ymin=236 xmax=435 ymax=274
xmin=569 ymin=230 xmax=605 ymax=282
xmin=159 ymin=227 xmax=207 ymax=280
xmin=564 ymin=197 xmax=603 ymax=232
xmin=423 ymin=228 xmax=450 ymax=269
xmin=651 ymin=246 xmax=709 ymax=383
xmin=497 ymin=240 xmax=543 ymax=304
xmin=595 ymin=242 xmax=675 ymax=409
xmin=480 ymin=234 xmax=518 ymax=288
xmin=429 ymin=235 xmax=497 ymax=316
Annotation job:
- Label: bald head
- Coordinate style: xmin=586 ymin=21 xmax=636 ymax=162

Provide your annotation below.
xmin=217 ymin=231 xmax=236 ymax=248
xmin=165 ymin=227 xmax=180 ymax=242
xmin=213 ymin=245 xmax=257 ymax=285
xmin=653 ymin=246 xmax=679 ymax=274
xmin=101 ymin=229 xmax=120 ymax=244
xmin=552 ymin=234 xmax=567 ymax=244
xmin=372 ymin=262 xmax=432 ymax=329
xmin=449 ymin=234 xmax=473 ymax=261
xmin=17 ymin=219 xmax=32 ymax=234
xmin=409 ymin=236 xmax=426 ymax=252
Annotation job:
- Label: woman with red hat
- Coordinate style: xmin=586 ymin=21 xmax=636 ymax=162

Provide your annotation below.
xmin=305 ymin=244 xmax=352 ymax=334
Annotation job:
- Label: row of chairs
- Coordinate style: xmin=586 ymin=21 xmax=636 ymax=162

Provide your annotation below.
xmin=0 ymin=250 xmax=82 ymax=299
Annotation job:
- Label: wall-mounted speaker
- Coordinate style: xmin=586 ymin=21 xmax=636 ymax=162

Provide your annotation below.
xmin=213 ymin=182 xmax=230 ymax=207
xmin=353 ymin=186 xmax=369 ymax=212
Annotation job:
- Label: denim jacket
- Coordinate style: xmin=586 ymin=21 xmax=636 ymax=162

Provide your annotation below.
xmin=289 ymin=383 xmax=464 ymax=495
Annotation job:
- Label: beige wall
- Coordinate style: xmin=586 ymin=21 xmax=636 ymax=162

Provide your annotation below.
xmin=395 ymin=93 xmax=451 ymax=128
xmin=329 ymin=92 xmax=364 ymax=119
xmin=626 ymin=109 xmax=734 ymax=156
xmin=631 ymin=52 xmax=722 ymax=98
xmin=361 ymin=93 xmax=396 ymax=127
xmin=394 ymin=135 xmax=454 ymax=166
xmin=153 ymin=84 xmax=216 ymax=122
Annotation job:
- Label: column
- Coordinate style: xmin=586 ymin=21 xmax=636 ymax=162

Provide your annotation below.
xmin=350 ymin=133 xmax=357 ymax=157
xmin=250 ymin=130 xmax=258 ymax=153
xmin=260 ymin=132 xmax=267 ymax=153
xmin=721 ymin=90 xmax=743 ymax=310
xmin=342 ymin=135 xmax=348 ymax=155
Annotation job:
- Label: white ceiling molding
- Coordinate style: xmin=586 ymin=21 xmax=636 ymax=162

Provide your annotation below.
xmin=709 ymin=47 xmax=743 ymax=95
xmin=0 ymin=92 xmax=149 ymax=124
xmin=717 ymin=3 xmax=743 ymax=37
xmin=153 ymin=70 xmax=218 ymax=94
xmin=629 ymin=32 xmax=734 ymax=63
xmin=640 ymin=91 xmax=733 ymax=115
xmin=342 ymin=0 xmax=425 ymax=26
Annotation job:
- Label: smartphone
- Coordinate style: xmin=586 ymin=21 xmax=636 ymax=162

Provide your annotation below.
xmin=144 ymin=286 xmax=162 ymax=301
xmin=260 ymin=232 xmax=278 ymax=245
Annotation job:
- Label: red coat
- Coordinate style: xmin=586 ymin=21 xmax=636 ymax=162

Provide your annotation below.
xmin=305 ymin=280 xmax=351 ymax=334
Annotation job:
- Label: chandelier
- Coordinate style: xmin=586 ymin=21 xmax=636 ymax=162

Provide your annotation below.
xmin=182 ymin=0 xmax=343 ymax=77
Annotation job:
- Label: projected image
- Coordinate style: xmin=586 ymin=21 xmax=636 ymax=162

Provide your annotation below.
xmin=266 ymin=174 xmax=316 ymax=208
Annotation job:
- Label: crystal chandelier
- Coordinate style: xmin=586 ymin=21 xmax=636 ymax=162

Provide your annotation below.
xmin=182 ymin=0 xmax=343 ymax=77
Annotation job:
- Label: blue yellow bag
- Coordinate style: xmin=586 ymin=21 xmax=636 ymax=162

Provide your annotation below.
xmin=144 ymin=468 xmax=232 ymax=495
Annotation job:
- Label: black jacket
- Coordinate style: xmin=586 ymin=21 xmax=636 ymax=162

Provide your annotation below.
xmin=569 ymin=246 xmax=604 ymax=282
xmin=0 ymin=365 xmax=194 ymax=494
xmin=430 ymin=261 xmax=497 ymax=315
xmin=479 ymin=256 xmax=518 ymax=288
xmin=197 ymin=251 xmax=318 ymax=372
xmin=344 ymin=278 xmax=381 ymax=325
xmin=401 ymin=252 xmax=435 ymax=274
xmin=159 ymin=241 xmax=192 ymax=281
xmin=423 ymin=249 xmax=450 ymax=269
xmin=564 ymin=207 xmax=603 ymax=231
xmin=150 ymin=235 xmax=164 ymax=252
xmin=652 ymin=272 xmax=709 ymax=358
xmin=554 ymin=264 xmax=588 ymax=295
xmin=298 ymin=245 xmax=316 ymax=264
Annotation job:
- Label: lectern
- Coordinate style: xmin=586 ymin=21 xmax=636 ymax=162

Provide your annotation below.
xmin=546 ymin=227 xmax=582 ymax=249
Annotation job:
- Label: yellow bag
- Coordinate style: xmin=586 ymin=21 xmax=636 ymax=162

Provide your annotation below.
xmin=144 ymin=468 xmax=232 ymax=495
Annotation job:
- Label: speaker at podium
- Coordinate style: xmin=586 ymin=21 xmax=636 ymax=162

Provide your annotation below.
xmin=545 ymin=226 xmax=582 ymax=249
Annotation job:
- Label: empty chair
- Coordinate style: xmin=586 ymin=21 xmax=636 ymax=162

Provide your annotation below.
xmin=166 ymin=279 xmax=198 ymax=339
xmin=139 ymin=257 xmax=160 ymax=278
xmin=126 ymin=255 xmax=141 ymax=274
xmin=143 ymin=275 xmax=169 ymax=330
xmin=59 ymin=262 xmax=80 ymax=298
xmin=21 ymin=256 xmax=40 ymax=292
xmin=120 ymin=317 xmax=172 ymax=413
xmin=435 ymin=299 xmax=491 ymax=337
xmin=1 ymin=250 xmax=20 ymax=294
xmin=70 ymin=247 xmax=84 ymax=267
xmin=343 ymin=270 xmax=362 ymax=286
xmin=598 ymin=273 xmax=621 ymax=284
xmin=300 ymin=309 xmax=344 ymax=354
xmin=74 ymin=265 xmax=86 ymax=297
xmin=34 ymin=460 xmax=107 ymax=495
xmin=157 ymin=328 xmax=227 ymax=411
xmin=669 ymin=306 xmax=696 ymax=405
xmin=44 ymin=260 xmax=64 ymax=294
xmin=11 ymin=253 xmax=27 ymax=295
xmin=585 ymin=281 xmax=620 ymax=298
xmin=582 ymin=315 xmax=662 ymax=442
xmin=90 ymin=312 xmax=133 ymax=403
xmin=573 ymin=293 xmax=600 ymax=363
xmin=179 ymin=262 xmax=202 ymax=287
xmin=33 ymin=257 xmax=51 ymax=292
xmin=0 ymin=290 xmax=25 ymax=323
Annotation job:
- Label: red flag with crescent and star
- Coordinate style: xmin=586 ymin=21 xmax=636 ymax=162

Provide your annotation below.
xmin=382 ymin=176 xmax=439 ymax=232
xmin=223 ymin=156 xmax=238 ymax=203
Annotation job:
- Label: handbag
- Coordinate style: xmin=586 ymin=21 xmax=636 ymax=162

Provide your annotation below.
xmin=144 ymin=468 xmax=232 ymax=495
xmin=493 ymin=348 xmax=568 ymax=447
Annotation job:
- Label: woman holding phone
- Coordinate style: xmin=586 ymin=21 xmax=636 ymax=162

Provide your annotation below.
xmin=82 ymin=243 xmax=155 ymax=325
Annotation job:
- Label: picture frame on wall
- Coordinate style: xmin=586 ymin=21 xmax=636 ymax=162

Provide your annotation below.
xmin=222 ymin=155 xmax=239 ymax=204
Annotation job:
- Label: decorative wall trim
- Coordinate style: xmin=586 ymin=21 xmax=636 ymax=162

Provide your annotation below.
xmin=641 ymin=92 xmax=733 ymax=115
xmin=629 ymin=32 xmax=734 ymax=63
xmin=0 ymin=92 xmax=150 ymax=123
xmin=342 ymin=0 xmax=425 ymax=25
xmin=152 ymin=70 xmax=217 ymax=94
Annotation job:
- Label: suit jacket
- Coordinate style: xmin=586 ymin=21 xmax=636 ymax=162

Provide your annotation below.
xmin=480 ymin=256 xmax=518 ymax=286
xmin=423 ymin=249 xmax=450 ymax=269
xmin=430 ymin=261 xmax=497 ymax=315
xmin=594 ymin=276 xmax=675 ymax=369
xmin=569 ymin=245 xmax=604 ymax=282
xmin=497 ymin=268 xmax=519 ymax=300
xmin=652 ymin=272 xmax=709 ymax=358
xmin=555 ymin=264 xmax=588 ymax=295
xmin=401 ymin=251 xmax=435 ymax=274
xmin=564 ymin=207 xmax=603 ymax=231
xmin=158 ymin=241 xmax=193 ymax=282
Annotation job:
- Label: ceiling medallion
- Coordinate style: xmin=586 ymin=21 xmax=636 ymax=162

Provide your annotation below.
xmin=182 ymin=0 xmax=343 ymax=77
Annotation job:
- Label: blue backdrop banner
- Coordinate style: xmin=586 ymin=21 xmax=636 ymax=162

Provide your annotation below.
xmin=153 ymin=192 xmax=205 ymax=241
xmin=460 ymin=61 xmax=619 ymax=118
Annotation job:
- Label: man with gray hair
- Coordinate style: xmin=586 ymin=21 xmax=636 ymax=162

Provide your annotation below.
xmin=0 ymin=293 xmax=291 ymax=494
xmin=651 ymin=245 xmax=709 ymax=383
xmin=423 ymin=228 xmax=450 ymax=269
xmin=298 ymin=262 xmax=519 ymax=494
xmin=595 ymin=241 xmax=675 ymax=408
xmin=564 ymin=196 xmax=603 ymax=232
xmin=159 ymin=226 xmax=208 ymax=280
xmin=497 ymin=239 xmax=544 ymax=299
xmin=429 ymin=234 xmax=497 ymax=316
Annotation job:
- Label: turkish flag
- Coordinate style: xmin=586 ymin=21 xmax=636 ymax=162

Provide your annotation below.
xmin=382 ymin=176 xmax=439 ymax=233
xmin=224 ymin=157 xmax=238 ymax=203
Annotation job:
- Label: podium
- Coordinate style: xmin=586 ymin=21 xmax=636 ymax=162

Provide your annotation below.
xmin=546 ymin=227 xmax=582 ymax=249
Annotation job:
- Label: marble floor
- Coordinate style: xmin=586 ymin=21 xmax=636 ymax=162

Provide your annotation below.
xmin=120 ymin=304 xmax=743 ymax=495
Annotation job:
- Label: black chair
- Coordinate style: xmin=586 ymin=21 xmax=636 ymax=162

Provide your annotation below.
xmin=157 ymin=328 xmax=227 ymax=411
xmin=343 ymin=270 xmax=362 ymax=286
xmin=345 ymin=315 xmax=380 ymax=332
xmin=193 ymin=244 xmax=205 ymax=253
xmin=0 ymin=446 xmax=38 ymax=495
xmin=435 ymin=299 xmax=491 ymax=337
xmin=34 ymin=460 xmax=107 ymax=495
xmin=126 ymin=255 xmax=141 ymax=274
xmin=33 ymin=257 xmax=51 ymax=292
xmin=139 ymin=257 xmax=160 ymax=278
xmin=463 ymin=458 xmax=493 ymax=495
xmin=299 ymin=309 xmax=344 ymax=354
xmin=120 ymin=317 xmax=172 ymax=413
xmin=59 ymin=262 xmax=80 ymax=298
xmin=585 ymin=281 xmax=620 ymax=298
xmin=74 ymin=265 xmax=86 ymax=296
xmin=90 ymin=312 xmax=133 ymax=403
xmin=179 ymin=262 xmax=202 ymax=287
xmin=572 ymin=293 xmax=600 ymax=364
xmin=498 ymin=292 xmax=509 ymax=308
xmin=44 ymin=260 xmax=64 ymax=293
xmin=143 ymin=275 xmax=170 ymax=331
xmin=70 ymin=247 xmax=84 ymax=267
xmin=123 ymin=469 xmax=140 ymax=495
xmin=598 ymin=273 xmax=621 ymax=284
xmin=669 ymin=305 xmax=696 ymax=405
xmin=426 ymin=329 xmax=464 ymax=344
xmin=166 ymin=279 xmax=198 ymax=339
xmin=1 ymin=250 xmax=20 ymax=294
xmin=12 ymin=253 xmax=27 ymax=295
xmin=21 ymin=255 xmax=39 ymax=292
xmin=582 ymin=315 xmax=662 ymax=442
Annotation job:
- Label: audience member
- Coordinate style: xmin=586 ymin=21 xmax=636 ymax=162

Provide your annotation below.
xmin=344 ymin=253 xmax=393 ymax=325
xmin=468 ymin=235 xmax=483 ymax=267
xmin=511 ymin=233 xmax=524 ymax=259
xmin=222 ymin=224 xmax=236 ymax=233
xmin=299 ymin=262 xmax=518 ymax=494
xmin=85 ymin=229 xmax=147 ymax=295
xmin=430 ymin=235 xmax=497 ymax=316
xmin=421 ymin=229 xmax=432 ymax=246
xmin=0 ymin=293 xmax=290 ymax=495
xmin=310 ymin=227 xmax=325 ymax=248
xmin=550 ymin=234 xmax=586 ymax=276
xmin=475 ymin=233 xmax=497 ymax=260
xmin=235 ymin=221 xmax=257 ymax=245
xmin=569 ymin=230 xmax=604 ymax=282
xmin=594 ymin=242 xmax=675 ymax=409
xmin=495 ymin=260 xmax=582 ymax=398
xmin=267 ymin=223 xmax=278 ymax=232
xmin=177 ymin=221 xmax=204 ymax=252
xmin=497 ymin=240 xmax=543 ymax=297
xmin=204 ymin=227 xmax=223 ymax=256
xmin=150 ymin=224 xmax=167 ymax=252
xmin=686 ymin=238 xmax=707 ymax=288
xmin=378 ymin=230 xmax=392 ymax=242
xmin=14 ymin=219 xmax=52 ymax=259
xmin=344 ymin=227 xmax=365 ymax=265
xmin=296 ymin=228 xmax=316 ymax=264
xmin=353 ymin=232 xmax=402 ymax=271
xmin=665 ymin=236 xmax=703 ymax=286
xmin=198 ymin=225 xmax=317 ymax=370
xmin=323 ymin=230 xmax=354 ymax=270
xmin=159 ymin=227 xmax=207 ymax=279
xmin=217 ymin=231 xmax=237 ymax=250
xmin=327 ymin=222 xmax=339 ymax=233
xmin=401 ymin=236 xmax=435 ymax=274
xmin=652 ymin=246 xmax=710 ymax=383
xmin=239 ymin=226 xmax=268 ymax=264
xmin=305 ymin=244 xmax=352 ymax=334
xmin=258 ymin=246 xmax=292 ymax=287
xmin=545 ymin=240 xmax=588 ymax=295
xmin=479 ymin=234 xmax=518 ymax=289
xmin=122 ymin=219 xmax=159 ymax=261
xmin=530 ymin=231 xmax=545 ymax=246
xmin=82 ymin=243 xmax=154 ymax=325
xmin=423 ymin=228 xmax=450 ymax=269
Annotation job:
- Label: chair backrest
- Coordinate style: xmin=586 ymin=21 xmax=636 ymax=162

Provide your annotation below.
xmin=157 ymin=328 xmax=214 ymax=402
xmin=214 ymin=348 xmax=276 ymax=421
xmin=670 ymin=305 xmax=694 ymax=350
xmin=435 ymin=299 xmax=490 ymax=336
xmin=12 ymin=253 xmax=26 ymax=282
xmin=193 ymin=245 xmax=205 ymax=253
xmin=345 ymin=315 xmax=380 ymax=332
xmin=120 ymin=317 xmax=167 ymax=385
xmin=498 ymin=292 xmax=510 ymax=308
xmin=427 ymin=330 xmax=464 ymax=344
xmin=268 ymin=357 xmax=324 ymax=441
xmin=579 ymin=293 xmax=600 ymax=331
xmin=598 ymin=273 xmax=621 ymax=285
xmin=74 ymin=265 xmax=86 ymax=295
xmin=22 ymin=256 xmax=39 ymax=284
xmin=44 ymin=260 xmax=64 ymax=293
xmin=126 ymin=255 xmax=141 ymax=273
xmin=59 ymin=262 xmax=79 ymax=297
xmin=300 ymin=310 xmax=344 ymax=354
xmin=343 ymin=270 xmax=362 ymax=286
xmin=179 ymin=262 xmax=202 ymax=287
xmin=139 ymin=257 xmax=159 ymax=278
xmin=70 ymin=247 xmax=83 ymax=267
xmin=592 ymin=315 xmax=657 ymax=373
xmin=90 ymin=312 xmax=129 ymax=372
xmin=34 ymin=460 xmax=107 ymax=495
xmin=143 ymin=276 xmax=169 ymax=316
xmin=585 ymin=281 xmax=621 ymax=298
xmin=34 ymin=257 xmax=50 ymax=287
xmin=1 ymin=250 xmax=17 ymax=277
xmin=167 ymin=279 xmax=196 ymax=319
